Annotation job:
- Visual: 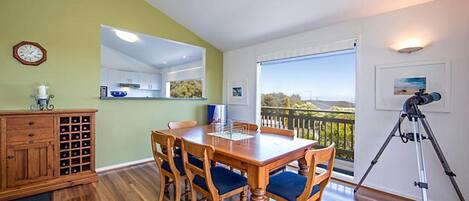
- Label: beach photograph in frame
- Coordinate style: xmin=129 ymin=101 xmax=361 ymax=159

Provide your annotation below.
xmin=376 ymin=61 xmax=451 ymax=112
xmin=394 ymin=77 xmax=426 ymax=95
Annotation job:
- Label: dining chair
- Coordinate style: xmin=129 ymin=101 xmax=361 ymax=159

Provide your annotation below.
xmin=260 ymin=127 xmax=295 ymax=175
xmin=260 ymin=126 xmax=295 ymax=137
xmin=168 ymin=120 xmax=198 ymax=129
xmin=266 ymin=143 xmax=336 ymax=201
xmin=233 ymin=121 xmax=259 ymax=131
xmin=151 ymin=131 xmax=203 ymax=201
xmin=168 ymin=120 xmax=198 ymax=156
xmin=181 ymin=138 xmax=249 ymax=201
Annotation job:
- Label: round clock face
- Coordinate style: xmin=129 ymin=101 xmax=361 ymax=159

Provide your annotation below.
xmin=17 ymin=44 xmax=44 ymax=63
xmin=13 ymin=41 xmax=47 ymax=66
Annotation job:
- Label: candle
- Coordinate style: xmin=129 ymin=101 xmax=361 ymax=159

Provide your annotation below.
xmin=37 ymin=85 xmax=48 ymax=99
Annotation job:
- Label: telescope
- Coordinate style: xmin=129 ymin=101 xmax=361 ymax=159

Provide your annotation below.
xmin=403 ymin=89 xmax=441 ymax=114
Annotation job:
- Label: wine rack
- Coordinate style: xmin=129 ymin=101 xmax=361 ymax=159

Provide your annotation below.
xmin=59 ymin=115 xmax=93 ymax=176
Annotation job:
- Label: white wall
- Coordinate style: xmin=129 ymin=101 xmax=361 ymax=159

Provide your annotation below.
xmin=223 ymin=1 xmax=469 ymax=200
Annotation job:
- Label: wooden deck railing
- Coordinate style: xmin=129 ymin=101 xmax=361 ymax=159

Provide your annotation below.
xmin=261 ymin=106 xmax=355 ymax=161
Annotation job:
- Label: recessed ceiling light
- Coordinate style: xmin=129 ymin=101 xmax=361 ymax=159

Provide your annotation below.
xmin=114 ymin=29 xmax=138 ymax=43
xmin=182 ymin=55 xmax=187 ymax=59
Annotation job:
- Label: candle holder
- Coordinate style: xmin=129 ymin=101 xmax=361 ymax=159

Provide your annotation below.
xmin=30 ymin=94 xmax=55 ymax=111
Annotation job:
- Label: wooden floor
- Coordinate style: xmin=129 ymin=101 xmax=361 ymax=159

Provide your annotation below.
xmin=52 ymin=162 xmax=410 ymax=201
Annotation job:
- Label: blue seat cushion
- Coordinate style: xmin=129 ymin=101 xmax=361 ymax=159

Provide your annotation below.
xmin=174 ymin=148 xmax=182 ymax=155
xmin=193 ymin=166 xmax=247 ymax=195
xmin=161 ymin=156 xmax=203 ymax=176
xmin=267 ymin=172 xmax=321 ymax=201
xmin=270 ymin=166 xmax=286 ymax=175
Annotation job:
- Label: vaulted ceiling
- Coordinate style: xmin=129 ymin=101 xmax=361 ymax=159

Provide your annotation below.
xmin=145 ymin=0 xmax=432 ymax=51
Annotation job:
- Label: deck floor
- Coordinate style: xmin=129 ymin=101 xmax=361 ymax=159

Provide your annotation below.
xmin=52 ymin=162 xmax=410 ymax=201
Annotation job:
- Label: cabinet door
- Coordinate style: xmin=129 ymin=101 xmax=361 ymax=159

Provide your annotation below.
xmin=151 ymin=74 xmax=161 ymax=90
xmin=6 ymin=141 xmax=55 ymax=188
xmin=138 ymin=73 xmax=150 ymax=90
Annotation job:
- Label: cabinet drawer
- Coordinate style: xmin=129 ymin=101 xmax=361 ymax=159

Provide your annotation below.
xmin=7 ymin=128 xmax=54 ymax=142
xmin=6 ymin=116 xmax=54 ymax=131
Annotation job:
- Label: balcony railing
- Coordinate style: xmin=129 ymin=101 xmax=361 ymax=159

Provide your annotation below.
xmin=261 ymin=106 xmax=355 ymax=162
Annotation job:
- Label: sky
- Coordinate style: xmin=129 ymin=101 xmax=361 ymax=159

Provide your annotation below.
xmin=260 ymin=50 xmax=356 ymax=102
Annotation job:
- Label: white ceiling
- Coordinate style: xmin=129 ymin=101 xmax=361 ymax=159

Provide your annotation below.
xmin=145 ymin=0 xmax=432 ymax=51
xmin=101 ymin=25 xmax=204 ymax=68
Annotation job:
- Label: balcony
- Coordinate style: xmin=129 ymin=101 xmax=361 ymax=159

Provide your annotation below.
xmin=261 ymin=106 xmax=355 ymax=175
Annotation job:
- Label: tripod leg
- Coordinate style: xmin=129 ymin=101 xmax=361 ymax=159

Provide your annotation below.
xmin=411 ymin=117 xmax=429 ymax=201
xmin=354 ymin=116 xmax=405 ymax=193
xmin=419 ymin=117 xmax=466 ymax=201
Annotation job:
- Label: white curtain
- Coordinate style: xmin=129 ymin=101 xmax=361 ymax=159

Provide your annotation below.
xmin=256 ymin=38 xmax=357 ymax=63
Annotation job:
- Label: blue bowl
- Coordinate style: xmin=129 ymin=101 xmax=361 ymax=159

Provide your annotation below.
xmin=110 ymin=91 xmax=127 ymax=97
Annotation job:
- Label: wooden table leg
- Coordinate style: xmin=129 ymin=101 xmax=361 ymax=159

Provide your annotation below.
xmin=247 ymin=165 xmax=269 ymax=201
xmin=297 ymin=158 xmax=309 ymax=176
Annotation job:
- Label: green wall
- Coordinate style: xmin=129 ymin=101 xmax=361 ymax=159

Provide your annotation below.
xmin=0 ymin=0 xmax=223 ymax=168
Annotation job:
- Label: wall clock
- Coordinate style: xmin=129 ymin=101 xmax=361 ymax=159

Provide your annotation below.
xmin=13 ymin=41 xmax=47 ymax=66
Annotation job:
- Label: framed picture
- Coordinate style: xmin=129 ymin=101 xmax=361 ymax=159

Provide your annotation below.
xmin=227 ymin=80 xmax=248 ymax=105
xmin=375 ymin=60 xmax=451 ymax=112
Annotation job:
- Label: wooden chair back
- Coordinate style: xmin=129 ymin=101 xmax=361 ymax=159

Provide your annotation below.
xmin=297 ymin=143 xmax=336 ymax=201
xmin=168 ymin=120 xmax=198 ymax=129
xmin=181 ymin=138 xmax=219 ymax=196
xmin=260 ymin=127 xmax=295 ymax=137
xmin=150 ymin=131 xmax=180 ymax=175
xmin=233 ymin=121 xmax=258 ymax=131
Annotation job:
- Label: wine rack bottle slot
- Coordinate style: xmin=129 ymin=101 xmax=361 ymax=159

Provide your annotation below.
xmin=71 ymin=116 xmax=81 ymax=123
xmin=71 ymin=166 xmax=81 ymax=174
xmin=82 ymin=125 xmax=89 ymax=131
xmin=60 ymin=126 xmax=70 ymax=133
xmin=82 ymin=156 xmax=91 ymax=163
xmin=82 ymin=140 xmax=90 ymax=147
xmin=71 ymin=158 xmax=80 ymax=165
xmin=60 ymin=151 xmax=70 ymax=159
xmin=82 ymin=132 xmax=90 ymax=139
xmin=71 ymin=125 xmax=80 ymax=132
xmin=60 ymin=159 xmax=70 ymax=167
xmin=72 ymin=141 xmax=80 ymax=149
xmin=60 ymin=134 xmax=70 ymax=141
xmin=82 ymin=164 xmax=91 ymax=171
xmin=82 ymin=148 xmax=90 ymax=155
xmin=60 ymin=168 xmax=70 ymax=176
xmin=71 ymin=150 xmax=80 ymax=157
xmin=60 ymin=117 xmax=70 ymax=124
xmin=82 ymin=116 xmax=90 ymax=123
xmin=71 ymin=133 xmax=80 ymax=140
xmin=60 ymin=142 xmax=70 ymax=150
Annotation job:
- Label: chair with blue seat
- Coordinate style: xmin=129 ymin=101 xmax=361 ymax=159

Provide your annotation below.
xmin=151 ymin=131 xmax=203 ymax=201
xmin=266 ymin=143 xmax=336 ymax=201
xmin=168 ymin=120 xmax=198 ymax=156
xmin=260 ymin=126 xmax=296 ymax=175
xmin=181 ymin=138 xmax=249 ymax=201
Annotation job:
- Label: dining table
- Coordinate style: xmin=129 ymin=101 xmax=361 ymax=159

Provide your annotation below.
xmin=157 ymin=125 xmax=317 ymax=201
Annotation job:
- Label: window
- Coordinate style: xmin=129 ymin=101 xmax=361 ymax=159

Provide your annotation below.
xmin=168 ymin=79 xmax=203 ymax=98
xmin=258 ymin=49 xmax=356 ymax=176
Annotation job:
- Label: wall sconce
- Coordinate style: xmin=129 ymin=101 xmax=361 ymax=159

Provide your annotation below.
xmin=391 ymin=39 xmax=428 ymax=53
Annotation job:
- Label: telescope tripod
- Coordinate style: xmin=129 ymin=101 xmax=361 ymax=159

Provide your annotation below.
xmin=354 ymin=110 xmax=465 ymax=201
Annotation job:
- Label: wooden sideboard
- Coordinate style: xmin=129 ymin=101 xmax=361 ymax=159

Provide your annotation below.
xmin=0 ymin=109 xmax=98 ymax=200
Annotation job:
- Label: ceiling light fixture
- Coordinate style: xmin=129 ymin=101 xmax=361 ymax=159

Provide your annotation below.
xmin=114 ymin=29 xmax=139 ymax=43
xmin=391 ymin=39 xmax=428 ymax=53
xmin=182 ymin=55 xmax=187 ymax=59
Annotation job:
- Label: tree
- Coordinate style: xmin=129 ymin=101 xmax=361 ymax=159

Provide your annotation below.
xmin=170 ymin=80 xmax=202 ymax=98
